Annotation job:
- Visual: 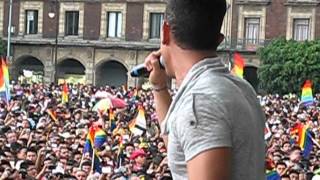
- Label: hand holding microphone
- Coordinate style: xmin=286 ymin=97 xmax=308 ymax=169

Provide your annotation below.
xmin=130 ymin=50 xmax=168 ymax=89
xmin=130 ymin=55 xmax=165 ymax=77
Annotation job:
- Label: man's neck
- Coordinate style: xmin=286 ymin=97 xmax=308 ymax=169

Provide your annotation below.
xmin=173 ymin=50 xmax=217 ymax=87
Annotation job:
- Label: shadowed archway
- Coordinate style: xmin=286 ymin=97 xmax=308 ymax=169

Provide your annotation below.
xmin=14 ymin=56 xmax=44 ymax=83
xmin=95 ymin=60 xmax=128 ymax=87
xmin=56 ymin=58 xmax=86 ymax=83
xmin=244 ymin=66 xmax=259 ymax=91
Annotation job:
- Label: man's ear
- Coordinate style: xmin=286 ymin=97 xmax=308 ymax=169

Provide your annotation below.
xmin=161 ymin=21 xmax=170 ymax=46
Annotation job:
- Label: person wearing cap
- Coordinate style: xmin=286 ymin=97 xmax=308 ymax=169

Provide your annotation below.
xmin=130 ymin=149 xmax=147 ymax=173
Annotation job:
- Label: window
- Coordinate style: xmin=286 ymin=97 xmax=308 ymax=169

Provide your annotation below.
xmin=244 ymin=18 xmax=260 ymax=44
xmin=149 ymin=13 xmax=164 ymax=39
xmin=293 ymin=19 xmax=309 ymax=41
xmin=25 ymin=10 xmax=38 ymax=34
xmin=107 ymin=12 xmax=122 ymax=38
xmin=65 ymin=11 xmax=79 ymax=36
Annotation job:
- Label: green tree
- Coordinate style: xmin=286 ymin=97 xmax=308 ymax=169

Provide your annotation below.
xmin=258 ymin=38 xmax=320 ymax=94
xmin=0 ymin=38 xmax=6 ymax=56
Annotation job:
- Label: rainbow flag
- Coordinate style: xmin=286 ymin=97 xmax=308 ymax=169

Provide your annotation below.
xmin=94 ymin=127 xmax=107 ymax=148
xmin=301 ymin=80 xmax=314 ymax=106
xmin=231 ymin=52 xmax=245 ymax=78
xmin=0 ymin=61 xmax=4 ymax=91
xmin=62 ymin=82 xmax=69 ymax=104
xmin=83 ymin=126 xmax=102 ymax=173
xmin=84 ymin=126 xmax=95 ymax=154
xmin=129 ymin=106 xmax=146 ymax=136
xmin=291 ymin=123 xmax=313 ymax=158
xmin=0 ymin=57 xmax=10 ymax=102
xmin=266 ymin=170 xmax=280 ymax=180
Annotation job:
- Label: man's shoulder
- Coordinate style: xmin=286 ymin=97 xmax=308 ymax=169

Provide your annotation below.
xmin=190 ymin=72 xmax=237 ymax=96
xmin=191 ymin=70 xmax=256 ymax=98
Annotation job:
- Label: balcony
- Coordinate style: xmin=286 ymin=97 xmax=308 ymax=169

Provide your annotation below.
xmin=218 ymin=38 xmax=269 ymax=52
xmin=285 ymin=0 xmax=320 ymax=6
xmin=236 ymin=38 xmax=266 ymax=51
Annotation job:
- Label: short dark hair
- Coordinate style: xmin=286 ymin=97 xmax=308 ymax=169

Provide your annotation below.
xmin=166 ymin=0 xmax=226 ymax=50
xmin=27 ymin=147 xmax=37 ymax=154
xmin=281 ymin=175 xmax=290 ymax=179
xmin=81 ymin=161 xmax=91 ymax=167
xmin=282 ymin=141 xmax=290 ymax=146
xmin=289 ymin=170 xmax=299 ymax=175
xmin=276 ymin=162 xmax=287 ymax=168
xmin=290 ymin=146 xmax=301 ymax=153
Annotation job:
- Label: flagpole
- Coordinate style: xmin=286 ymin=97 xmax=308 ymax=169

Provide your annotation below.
xmin=79 ymin=153 xmax=84 ymax=168
xmin=91 ymin=148 xmax=95 ymax=172
xmin=7 ymin=0 xmax=13 ymax=60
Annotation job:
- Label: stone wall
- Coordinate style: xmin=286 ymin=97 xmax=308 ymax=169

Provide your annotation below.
xmin=11 ymin=43 xmax=153 ymax=87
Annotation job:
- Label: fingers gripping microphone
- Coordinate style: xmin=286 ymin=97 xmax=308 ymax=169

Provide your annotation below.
xmin=130 ymin=57 xmax=165 ymax=77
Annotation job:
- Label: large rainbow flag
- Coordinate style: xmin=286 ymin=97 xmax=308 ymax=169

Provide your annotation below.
xmin=301 ymin=80 xmax=314 ymax=106
xmin=0 ymin=57 xmax=10 ymax=103
xmin=231 ymin=52 xmax=245 ymax=78
xmin=83 ymin=126 xmax=105 ymax=173
xmin=291 ymin=123 xmax=313 ymax=158
xmin=94 ymin=127 xmax=107 ymax=148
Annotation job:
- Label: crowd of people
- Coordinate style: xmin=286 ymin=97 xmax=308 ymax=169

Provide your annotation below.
xmin=263 ymin=94 xmax=320 ymax=180
xmin=1 ymin=82 xmax=320 ymax=179
xmin=0 ymin=83 xmax=172 ymax=180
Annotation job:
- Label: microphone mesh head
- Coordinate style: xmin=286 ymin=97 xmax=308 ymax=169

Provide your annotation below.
xmin=159 ymin=56 xmax=165 ymax=69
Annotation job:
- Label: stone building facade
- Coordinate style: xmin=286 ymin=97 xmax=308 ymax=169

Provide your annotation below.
xmin=229 ymin=0 xmax=320 ymax=89
xmin=0 ymin=0 xmax=319 ymax=88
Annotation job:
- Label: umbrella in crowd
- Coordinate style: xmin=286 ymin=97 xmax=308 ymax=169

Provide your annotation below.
xmin=93 ymin=97 xmax=127 ymax=113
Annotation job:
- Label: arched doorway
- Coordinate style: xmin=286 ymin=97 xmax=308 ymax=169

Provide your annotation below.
xmin=244 ymin=66 xmax=259 ymax=91
xmin=95 ymin=60 xmax=128 ymax=87
xmin=15 ymin=56 xmax=44 ymax=84
xmin=56 ymin=59 xmax=86 ymax=84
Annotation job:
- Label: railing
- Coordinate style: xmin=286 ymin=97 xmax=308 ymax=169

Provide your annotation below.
xmin=218 ymin=38 xmax=268 ymax=52
xmin=236 ymin=38 xmax=266 ymax=51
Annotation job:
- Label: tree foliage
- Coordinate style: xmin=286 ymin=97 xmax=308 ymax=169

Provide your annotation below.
xmin=258 ymin=38 xmax=320 ymax=94
xmin=0 ymin=38 xmax=5 ymax=56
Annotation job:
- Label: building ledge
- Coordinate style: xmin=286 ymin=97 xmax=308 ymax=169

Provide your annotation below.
xmin=4 ymin=37 xmax=160 ymax=50
xmin=57 ymin=0 xmax=167 ymax=3
xmin=285 ymin=0 xmax=320 ymax=6
xmin=236 ymin=0 xmax=271 ymax=5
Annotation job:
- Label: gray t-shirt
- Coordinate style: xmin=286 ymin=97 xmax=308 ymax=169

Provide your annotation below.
xmin=162 ymin=57 xmax=265 ymax=180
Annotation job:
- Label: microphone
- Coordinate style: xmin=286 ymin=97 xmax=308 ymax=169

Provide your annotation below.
xmin=130 ymin=57 xmax=165 ymax=77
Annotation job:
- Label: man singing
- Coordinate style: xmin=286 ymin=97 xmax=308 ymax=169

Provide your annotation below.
xmin=144 ymin=0 xmax=265 ymax=179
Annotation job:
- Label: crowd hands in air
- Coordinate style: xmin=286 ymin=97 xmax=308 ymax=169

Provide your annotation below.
xmin=1 ymin=82 xmax=320 ymax=179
